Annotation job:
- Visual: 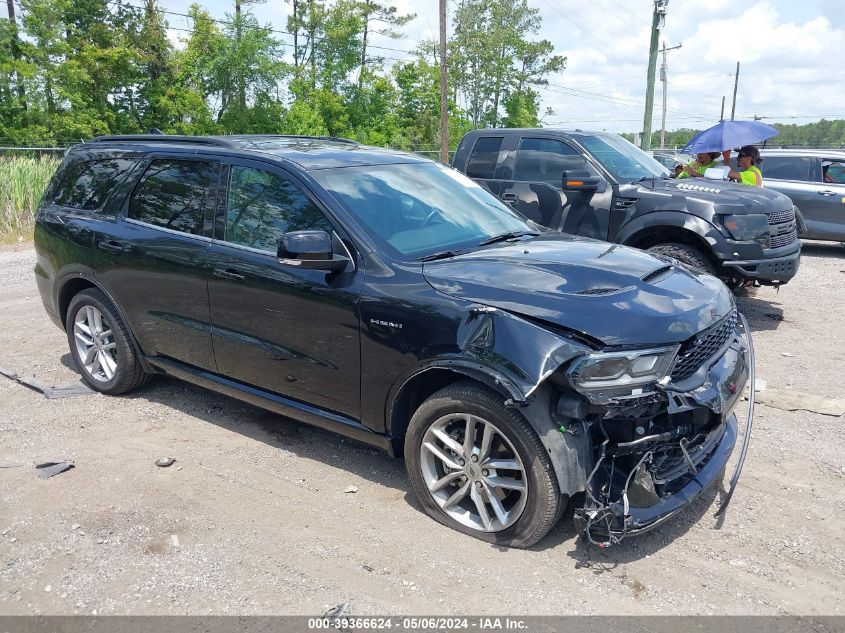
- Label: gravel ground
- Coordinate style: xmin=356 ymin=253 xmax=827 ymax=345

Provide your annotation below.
xmin=0 ymin=242 xmax=844 ymax=616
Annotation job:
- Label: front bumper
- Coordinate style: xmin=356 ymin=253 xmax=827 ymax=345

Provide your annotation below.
xmin=721 ymin=245 xmax=800 ymax=283
xmin=574 ymin=315 xmax=755 ymax=545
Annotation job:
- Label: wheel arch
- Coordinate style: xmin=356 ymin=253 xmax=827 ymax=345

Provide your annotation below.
xmin=57 ymin=274 xmax=156 ymax=374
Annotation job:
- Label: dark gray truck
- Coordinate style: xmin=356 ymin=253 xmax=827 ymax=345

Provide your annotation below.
xmin=453 ymin=129 xmax=801 ymax=288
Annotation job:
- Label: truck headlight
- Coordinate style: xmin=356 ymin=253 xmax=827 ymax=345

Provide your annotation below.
xmin=567 ymin=346 xmax=679 ymax=395
xmin=722 ymin=214 xmax=769 ymax=243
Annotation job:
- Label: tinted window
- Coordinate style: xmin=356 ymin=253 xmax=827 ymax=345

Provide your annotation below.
xmin=128 ymin=160 xmax=215 ymax=235
xmin=49 ymin=158 xmax=134 ymax=210
xmin=514 ymin=138 xmax=582 ymax=184
xmin=763 ymin=156 xmax=812 ymax=181
xmin=225 ymin=166 xmax=332 ymax=251
xmin=466 ymin=137 xmax=503 ymax=179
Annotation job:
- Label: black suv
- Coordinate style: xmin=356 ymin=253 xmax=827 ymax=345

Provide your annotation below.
xmin=35 ymin=134 xmax=753 ymax=547
xmin=453 ymin=129 xmax=801 ymax=288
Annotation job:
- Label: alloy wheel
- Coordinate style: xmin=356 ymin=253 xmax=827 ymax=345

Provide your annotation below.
xmin=419 ymin=413 xmax=528 ymax=532
xmin=73 ymin=305 xmax=118 ymax=383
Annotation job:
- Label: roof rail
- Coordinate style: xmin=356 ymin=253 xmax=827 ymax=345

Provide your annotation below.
xmin=90 ymin=134 xmax=238 ymax=148
xmin=244 ymin=134 xmax=359 ymax=145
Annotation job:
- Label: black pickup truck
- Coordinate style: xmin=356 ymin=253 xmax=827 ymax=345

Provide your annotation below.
xmin=453 ymin=129 xmax=801 ymax=288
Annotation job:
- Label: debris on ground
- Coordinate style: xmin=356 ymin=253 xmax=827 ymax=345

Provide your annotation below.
xmin=34 ymin=460 xmax=74 ymax=479
xmin=170 ymin=534 xmax=180 ymax=547
xmin=754 ymin=378 xmax=767 ymax=392
xmin=343 ymin=485 xmax=358 ymax=494
xmin=155 ymin=458 xmax=176 ymax=468
xmin=322 ymin=603 xmax=351 ymax=619
xmin=780 ymin=352 xmax=795 ymax=357
xmin=0 ymin=463 xmax=24 ymax=468
xmin=0 ymin=365 xmax=92 ymax=399
xmin=756 ymin=389 xmax=845 ymax=417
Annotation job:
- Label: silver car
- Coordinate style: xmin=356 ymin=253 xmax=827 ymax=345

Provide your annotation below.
xmin=761 ymin=149 xmax=845 ymax=241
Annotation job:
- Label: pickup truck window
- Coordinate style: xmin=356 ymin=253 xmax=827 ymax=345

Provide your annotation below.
xmin=577 ymin=134 xmax=667 ymax=182
xmin=466 ymin=137 xmax=503 ymax=179
xmin=514 ymin=138 xmax=581 ymax=185
xmin=763 ymin=156 xmax=812 ymax=182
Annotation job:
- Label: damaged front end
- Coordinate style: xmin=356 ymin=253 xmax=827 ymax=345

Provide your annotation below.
xmin=563 ymin=310 xmax=755 ymax=547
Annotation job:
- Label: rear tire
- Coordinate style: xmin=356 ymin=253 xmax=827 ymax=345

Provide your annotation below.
xmin=404 ymin=381 xmax=562 ymax=548
xmin=66 ymin=289 xmax=150 ymax=395
xmin=648 ymin=242 xmax=716 ymax=276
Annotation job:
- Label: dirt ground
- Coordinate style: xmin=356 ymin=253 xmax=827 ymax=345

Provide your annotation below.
xmin=1 ymin=241 xmax=843 ymax=616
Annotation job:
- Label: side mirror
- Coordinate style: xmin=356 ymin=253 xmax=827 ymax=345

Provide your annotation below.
xmin=277 ymin=230 xmax=350 ymax=272
xmin=562 ymin=168 xmax=601 ymax=192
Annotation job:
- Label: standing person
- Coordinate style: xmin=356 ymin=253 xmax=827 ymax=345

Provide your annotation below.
xmin=678 ymin=152 xmax=721 ymax=178
xmin=728 ymin=145 xmax=763 ymax=187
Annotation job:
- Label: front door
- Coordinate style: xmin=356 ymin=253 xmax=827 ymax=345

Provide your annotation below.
xmin=498 ymin=137 xmax=610 ymax=238
xmin=207 ymin=159 xmax=362 ymax=419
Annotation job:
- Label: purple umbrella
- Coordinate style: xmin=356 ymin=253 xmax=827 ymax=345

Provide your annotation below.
xmin=682 ymin=120 xmax=779 ymax=154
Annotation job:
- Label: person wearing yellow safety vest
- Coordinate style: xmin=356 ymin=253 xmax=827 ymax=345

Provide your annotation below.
xmin=677 ymin=152 xmax=721 ymax=178
xmin=727 ymin=145 xmax=763 ymax=187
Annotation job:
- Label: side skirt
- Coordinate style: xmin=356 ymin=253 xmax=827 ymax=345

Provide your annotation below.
xmin=148 ymin=357 xmax=395 ymax=454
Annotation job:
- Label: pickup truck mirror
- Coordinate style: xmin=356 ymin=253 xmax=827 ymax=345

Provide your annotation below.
xmin=562 ymin=168 xmax=601 ymax=192
xmin=277 ymin=230 xmax=350 ymax=272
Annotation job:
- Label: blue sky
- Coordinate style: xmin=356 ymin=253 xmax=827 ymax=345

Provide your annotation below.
xmin=159 ymin=0 xmax=845 ymax=139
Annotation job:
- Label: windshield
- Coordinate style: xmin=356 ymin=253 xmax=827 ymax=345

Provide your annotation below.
xmin=578 ymin=134 xmax=669 ymax=182
xmin=312 ymin=162 xmax=537 ymax=260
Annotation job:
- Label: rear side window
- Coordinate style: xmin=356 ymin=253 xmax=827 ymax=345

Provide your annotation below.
xmin=49 ymin=158 xmax=134 ymax=211
xmin=224 ymin=166 xmax=332 ymax=252
xmin=466 ymin=137 xmax=503 ymax=179
xmin=763 ymin=156 xmax=812 ymax=181
xmin=514 ymin=138 xmax=582 ymax=185
xmin=128 ymin=159 xmax=215 ymax=235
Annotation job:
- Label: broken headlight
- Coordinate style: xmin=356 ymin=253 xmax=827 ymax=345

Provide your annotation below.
xmin=722 ymin=213 xmax=769 ymax=244
xmin=567 ymin=346 xmax=679 ymax=398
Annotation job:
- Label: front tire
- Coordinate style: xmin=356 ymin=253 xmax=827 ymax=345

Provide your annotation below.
xmin=66 ymin=289 xmax=150 ymax=395
xmin=647 ymin=242 xmax=716 ymax=276
xmin=404 ymin=381 xmax=562 ymax=548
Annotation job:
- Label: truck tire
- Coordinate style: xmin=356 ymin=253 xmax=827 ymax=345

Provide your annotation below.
xmin=404 ymin=381 xmax=562 ymax=548
xmin=648 ymin=242 xmax=716 ymax=276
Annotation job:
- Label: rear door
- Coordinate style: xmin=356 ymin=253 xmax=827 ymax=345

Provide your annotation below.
xmin=463 ymin=136 xmax=504 ymax=199
xmin=93 ymin=154 xmax=220 ymax=371
xmin=206 ymin=158 xmax=363 ymax=419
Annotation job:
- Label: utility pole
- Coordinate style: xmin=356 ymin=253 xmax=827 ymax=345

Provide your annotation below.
xmin=659 ymin=40 xmax=682 ymax=149
xmin=641 ymin=0 xmax=668 ymax=151
xmin=720 ymin=96 xmax=725 ymax=121
xmin=439 ymin=0 xmax=449 ymax=164
xmin=730 ymin=61 xmax=740 ymax=121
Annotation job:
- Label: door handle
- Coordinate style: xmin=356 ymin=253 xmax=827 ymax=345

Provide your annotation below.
xmin=97 ymin=240 xmax=131 ymax=253
xmin=501 ymin=193 xmax=517 ymax=201
xmin=213 ymin=268 xmax=245 ymax=281
xmin=817 ymin=190 xmax=837 ymax=196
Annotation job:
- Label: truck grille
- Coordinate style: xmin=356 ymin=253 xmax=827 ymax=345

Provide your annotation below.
xmin=670 ymin=310 xmax=738 ymax=382
xmin=767 ymin=208 xmax=795 ymax=225
xmin=770 ymin=230 xmax=798 ymax=249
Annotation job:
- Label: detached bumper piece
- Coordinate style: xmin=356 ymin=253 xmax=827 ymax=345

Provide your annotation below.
xmin=574 ymin=314 xmax=755 ymax=548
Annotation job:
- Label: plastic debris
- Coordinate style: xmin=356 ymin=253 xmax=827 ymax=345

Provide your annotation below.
xmin=780 ymin=352 xmax=795 ymax=357
xmin=155 ymin=458 xmax=175 ymax=468
xmin=0 ymin=365 xmax=92 ymax=399
xmin=343 ymin=485 xmax=358 ymax=494
xmin=756 ymin=389 xmax=845 ymax=417
xmin=754 ymin=378 xmax=767 ymax=392
xmin=170 ymin=534 xmax=180 ymax=547
xmin=34 ymin=460 xmax=75 ymax=479
xmin=322 ymin=603 xmax=351 ymax=619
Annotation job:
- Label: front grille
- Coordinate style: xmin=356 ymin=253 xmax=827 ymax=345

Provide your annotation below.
xmin=670 ymin=310 xmax=738 ymax=382
xmin=770 ymin=230 xmax=798 ymax=249
xmin=768 ymin=208 xmax=795 ymax=225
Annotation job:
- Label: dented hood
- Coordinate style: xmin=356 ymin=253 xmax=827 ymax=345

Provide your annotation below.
xmin=423 ymin=234 xmax=735 ymax=347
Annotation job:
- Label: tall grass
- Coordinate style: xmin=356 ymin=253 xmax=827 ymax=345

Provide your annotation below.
xmin=0 ymin=156 xmax=60 ymax=243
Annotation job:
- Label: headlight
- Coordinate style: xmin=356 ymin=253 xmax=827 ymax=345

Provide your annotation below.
xmin=722 ymin=214 xmax=769 ymax=243
xmin=567 ymin=346 xmax=679 ymax=397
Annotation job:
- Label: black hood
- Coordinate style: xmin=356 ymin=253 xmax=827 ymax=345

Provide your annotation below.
xmin=423 ymin=235 xmax=735 ymax=347
xmin=624 ymin=177 xmax=794 ymax=214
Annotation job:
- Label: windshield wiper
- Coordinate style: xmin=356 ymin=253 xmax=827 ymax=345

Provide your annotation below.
xmin=417 ymin=250 xmax=464 ymax=262
xmin=478 ymin=230 xmax=539 ymax=246
xmin=631 ymin=174 xmax=667 ymax=184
